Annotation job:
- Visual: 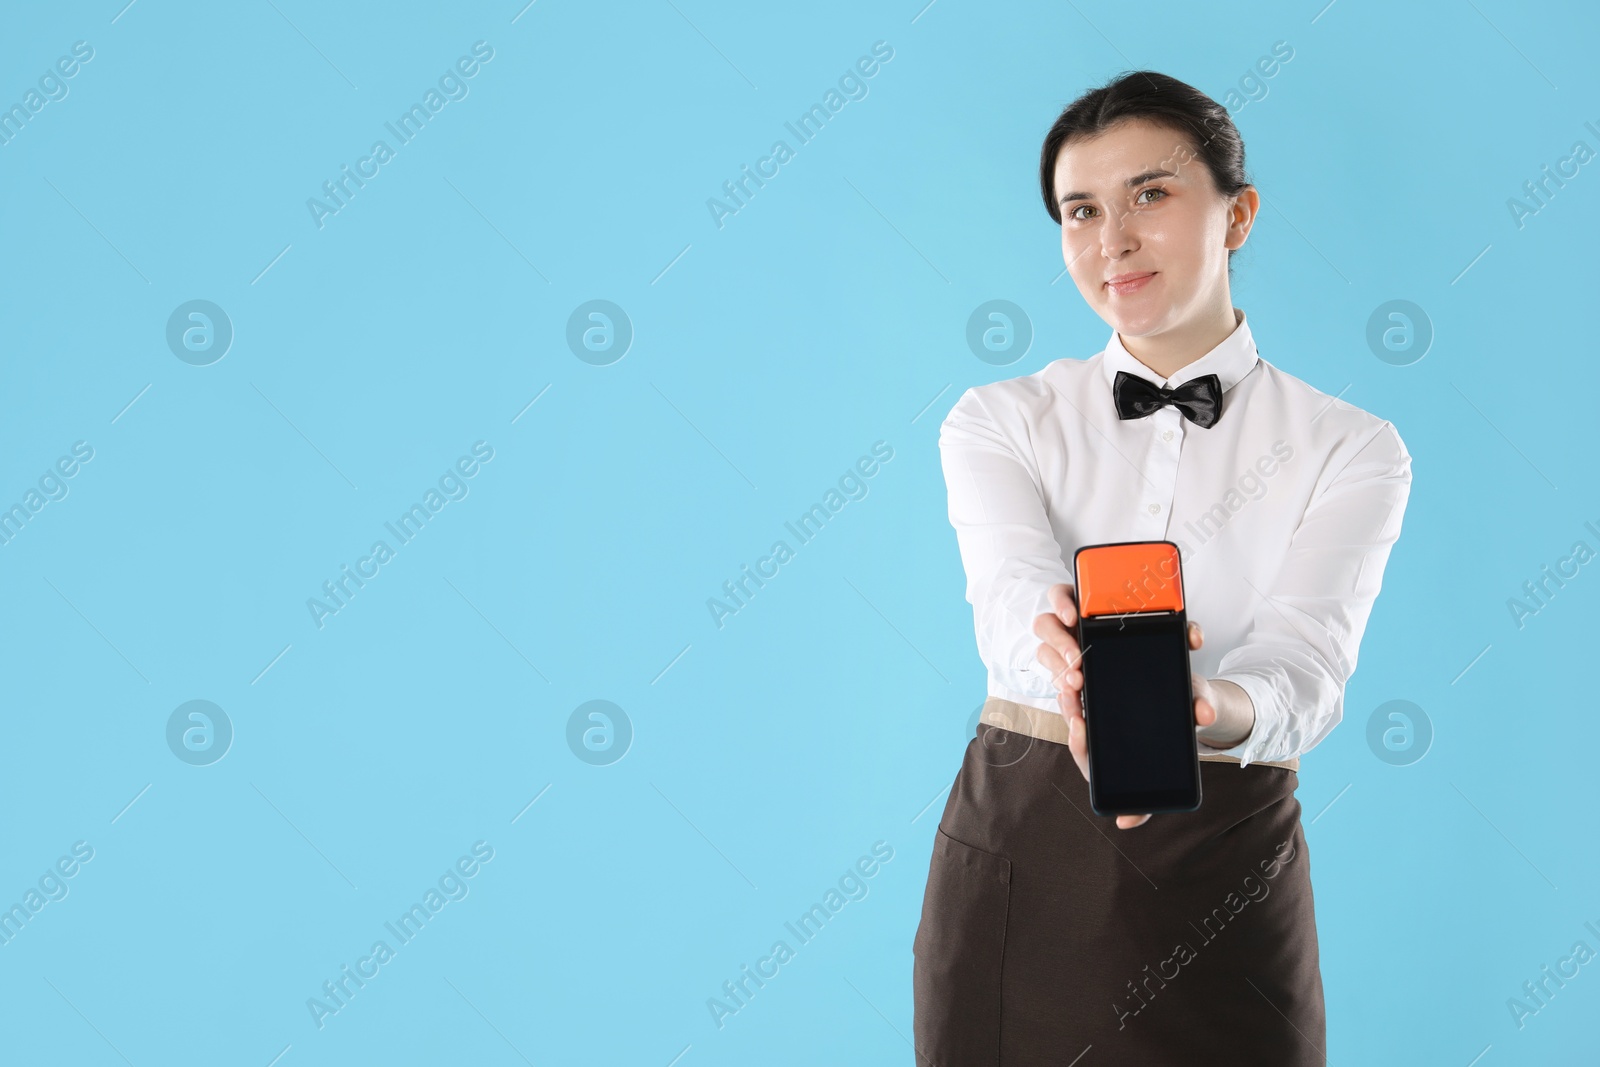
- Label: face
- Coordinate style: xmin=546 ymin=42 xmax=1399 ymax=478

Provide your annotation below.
xmin=1051 ymin=118 xmax=1255 ymax=340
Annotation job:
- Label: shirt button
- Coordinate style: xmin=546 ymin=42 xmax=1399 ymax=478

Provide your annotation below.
xmin=1147 ymin=503 xmax=1161 ymax=515
xmin=1162 ymin=429 xmax=1174 ymax=442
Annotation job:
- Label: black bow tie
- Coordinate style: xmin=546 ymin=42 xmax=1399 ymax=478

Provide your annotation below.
xmin=1113 ymin=371 xmax=1223 ymax=429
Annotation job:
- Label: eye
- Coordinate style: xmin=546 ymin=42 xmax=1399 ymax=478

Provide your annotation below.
xmin=1065 ymin=187 xmax=1166 ymax=223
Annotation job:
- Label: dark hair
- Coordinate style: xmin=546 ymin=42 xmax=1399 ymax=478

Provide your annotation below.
xmin=1038 ymin=71 xmax=1251 ymax=267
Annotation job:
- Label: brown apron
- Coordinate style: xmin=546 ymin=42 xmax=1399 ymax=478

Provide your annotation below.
xmin=912 ymin=719 xmax=1326 ymax=1065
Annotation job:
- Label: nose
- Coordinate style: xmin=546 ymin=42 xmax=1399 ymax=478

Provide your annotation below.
xmin=1099 ymin=202 xmax=1137 ymax=260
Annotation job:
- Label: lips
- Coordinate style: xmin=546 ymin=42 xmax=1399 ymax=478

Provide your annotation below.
xmin=1106 ymin=272 xmax=1156 ymax=295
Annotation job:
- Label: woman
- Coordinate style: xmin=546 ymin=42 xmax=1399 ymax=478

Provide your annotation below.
xmin=913 ymin=71 xmax=1412 ymax=1064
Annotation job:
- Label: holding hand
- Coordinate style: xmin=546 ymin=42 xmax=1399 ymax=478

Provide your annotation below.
xmin=1032 ymin=582 xmax=1221 ymax=831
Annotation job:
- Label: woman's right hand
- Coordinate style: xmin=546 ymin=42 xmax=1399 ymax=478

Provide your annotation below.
xmin=1033 ymin=581 xmax=1086 ymax=731
xmin=1037 ymin=583 xmax=1153 ymax=826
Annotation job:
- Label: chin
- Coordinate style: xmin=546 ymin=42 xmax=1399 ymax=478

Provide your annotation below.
xmin=1098 ymin=302 xmax=1172 ymax=337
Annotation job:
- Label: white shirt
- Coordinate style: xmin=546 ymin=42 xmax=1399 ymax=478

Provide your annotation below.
xmin=939 ymin=308 xmax=1412 ymax=767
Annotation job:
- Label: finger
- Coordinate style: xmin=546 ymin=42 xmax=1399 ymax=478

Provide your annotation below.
xmin=1188 ymin=620 xmax=1204 ymax=650
xmin=1063 ymin=702 xmax=1092 ymax=781
xmin=1033 ymin=609 xmax=1083 ymax=688
xmin=1048 ymin=582 xmax=1079 ymax=628
xmin=1117 ymin=813 xmax=1151 ymax=830
xmin=1194 ymin=694 xmax=1217 ymax=728
xmin=1037 ymin=637 xmax=1084 ymax=692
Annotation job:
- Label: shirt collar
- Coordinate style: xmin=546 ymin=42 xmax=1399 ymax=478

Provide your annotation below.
xmin=1099 ymin=306 xmax=1261 ymax=394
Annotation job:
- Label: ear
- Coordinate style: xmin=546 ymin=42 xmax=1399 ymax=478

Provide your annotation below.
xmin=1225 ymin=186 xmax=1260 ymax=251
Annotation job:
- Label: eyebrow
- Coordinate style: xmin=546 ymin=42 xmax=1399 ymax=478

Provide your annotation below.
xmin=1058 ymin=169 xmax=1177 ymax=206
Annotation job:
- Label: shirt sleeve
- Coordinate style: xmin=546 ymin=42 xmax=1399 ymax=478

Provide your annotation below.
xmin=1206 ymin=419 xmax=1414 ymax=766
xmin=939 ymin=386 xmax=1074 ymax=688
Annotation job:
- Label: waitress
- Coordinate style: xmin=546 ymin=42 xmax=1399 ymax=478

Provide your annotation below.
xmin=913 ymin=70 xmax=1413 ymax=1064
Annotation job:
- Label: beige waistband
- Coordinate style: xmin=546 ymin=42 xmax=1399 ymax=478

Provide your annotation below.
xmin=979 ymin=696 xmax=1300 ymax=772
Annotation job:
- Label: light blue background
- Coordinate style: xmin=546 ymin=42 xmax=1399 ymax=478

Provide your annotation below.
xmin=2 ymin=1 xmax=1597 ymax=1063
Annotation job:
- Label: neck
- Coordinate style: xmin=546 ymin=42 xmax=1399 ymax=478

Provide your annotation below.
xmin=1119 ymin=304 xmax=1240 ymax=381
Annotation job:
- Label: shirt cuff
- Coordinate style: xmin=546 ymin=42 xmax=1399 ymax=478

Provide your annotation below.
xmin=1201 ymin=672 xmax=1281 ymax=768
